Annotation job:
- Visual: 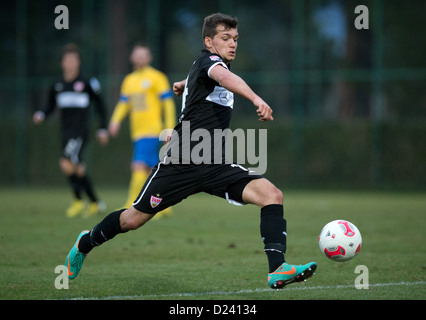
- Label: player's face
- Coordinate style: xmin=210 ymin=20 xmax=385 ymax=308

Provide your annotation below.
xmin=206 ymin=25 xmax=238 ymax=63
xmin=61 ymin=53 xmax=80 ymax=74
xmin=130 ymin=47 xmax=153 ymax=69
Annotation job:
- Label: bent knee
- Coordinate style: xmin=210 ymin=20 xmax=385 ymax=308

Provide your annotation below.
xmin=266 ymin=186 xmax=283 ymax=205
xmin=123 ymin=216 xmax=141 ymax=231
xmin=243 ymin=179 xmax=283 ymax=207
xmin=120 ymin=208 xmax=152 ymax=231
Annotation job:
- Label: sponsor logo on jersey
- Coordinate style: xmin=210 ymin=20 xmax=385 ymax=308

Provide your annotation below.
xmin=73 ymin=81 xmax=85 ymax=92
xmin=209 ymin=55 xmax=221 ymax=62
xmin=140 ymin=79 xmax=152 ymax=89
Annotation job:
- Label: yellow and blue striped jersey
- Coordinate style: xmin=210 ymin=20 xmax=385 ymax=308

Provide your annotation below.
xmin=110 ymin=66 xmax=176 ymax=140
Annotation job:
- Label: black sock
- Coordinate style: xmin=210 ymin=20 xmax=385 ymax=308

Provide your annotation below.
xmin=260 ymin=204 xmax=287 ymax=273
xmin=78 ymin=209 xmax=126 ymax=254
xmin=79 ymin=175 xmax=98 ymax=203
xmin=68 ymin=174 xmax=82 ymax=199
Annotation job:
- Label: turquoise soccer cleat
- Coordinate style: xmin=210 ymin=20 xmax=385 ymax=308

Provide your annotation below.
xmin=268 ymin=262 xmax=317 ymax=289
xmin=65 ymin=230 xmax=89 ymax=280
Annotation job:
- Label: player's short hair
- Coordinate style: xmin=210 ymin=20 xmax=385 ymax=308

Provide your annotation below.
xmin=202 ymin=13 xmax=238 ymax=40
xmin=132 ymin=42 xmax=151 ymax=51
xmin=61 ymin=43 xmax=81 ymax=60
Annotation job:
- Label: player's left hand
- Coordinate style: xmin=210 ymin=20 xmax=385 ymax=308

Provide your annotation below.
xmin=96 ymin=129 xmax=109 ymax=146
xmin=173 ymin=80 xmax=186 ymax=96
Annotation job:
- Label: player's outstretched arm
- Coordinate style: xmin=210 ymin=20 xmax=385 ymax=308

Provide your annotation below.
xmin=209 ymin=65 xmax=273 ymax=121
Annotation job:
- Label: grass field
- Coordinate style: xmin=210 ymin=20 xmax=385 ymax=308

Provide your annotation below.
xmin=0 ymin=186 xmax=425 ymax=301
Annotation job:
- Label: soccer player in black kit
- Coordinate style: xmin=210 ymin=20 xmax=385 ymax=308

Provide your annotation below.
xmin=33 ymin=43 xmax=108 ymax=218
xmin=65 ymin=14 xmax=317 ymax=289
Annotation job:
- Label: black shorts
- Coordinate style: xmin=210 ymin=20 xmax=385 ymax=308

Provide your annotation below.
xmin=61 ymin=136 xmax=87 ymax=164
xmin=132 ymin=161 xmax=263 ymax=213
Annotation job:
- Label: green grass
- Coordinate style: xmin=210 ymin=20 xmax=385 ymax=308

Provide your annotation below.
xmin=0 ymin=186 xmax=425 ymax=300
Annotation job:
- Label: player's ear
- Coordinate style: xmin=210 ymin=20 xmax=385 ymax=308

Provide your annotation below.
xmin=147 ymin=51 xmax=153 ymax=64
xmin=204 ymin=37 xmax=212 ymax=49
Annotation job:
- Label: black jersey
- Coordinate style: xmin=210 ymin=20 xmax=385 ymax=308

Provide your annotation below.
xmin=43 ymin=75 xmax=107 ymax=140
xmin=133 ymin=50 xmax=264 ymax=213
xmin=166 ymin=49 xmax=234 ymax=164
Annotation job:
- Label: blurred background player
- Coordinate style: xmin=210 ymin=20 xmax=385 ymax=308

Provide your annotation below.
xmin=108 ymin=43 xmax=176 ymax=215
xmin=33 ymin=43 xmax=109 ymax=218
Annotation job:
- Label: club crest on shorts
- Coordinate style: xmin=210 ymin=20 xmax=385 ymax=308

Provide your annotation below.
xmin=150 ymin=194 xmax=163 ymax=208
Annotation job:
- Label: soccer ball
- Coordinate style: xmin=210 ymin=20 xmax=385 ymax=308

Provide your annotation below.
xmin=318 ymin=220 xmax=362 ymax=262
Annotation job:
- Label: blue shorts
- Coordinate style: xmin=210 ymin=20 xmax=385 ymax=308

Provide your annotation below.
xmin=133 ymin=137 xmax=161 ymax=168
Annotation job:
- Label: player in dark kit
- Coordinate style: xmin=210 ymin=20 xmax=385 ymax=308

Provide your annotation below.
xmin=65 ymin=13 xmax=316 ymax=289
xmin=33 ymin=43 xmax=108 ymax=218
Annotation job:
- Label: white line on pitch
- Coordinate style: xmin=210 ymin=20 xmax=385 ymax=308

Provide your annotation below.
xmin=69 ymin=280 xmax=426 ymax=300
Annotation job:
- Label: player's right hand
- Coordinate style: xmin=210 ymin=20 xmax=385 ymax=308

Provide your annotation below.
xmin=33 ymin=111 xmax=45 ymax=124
xmin=108 ymin=121 xmax=121 ymax=137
